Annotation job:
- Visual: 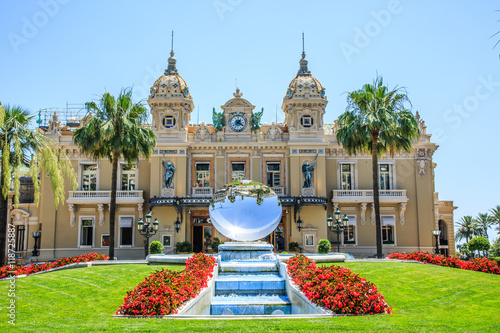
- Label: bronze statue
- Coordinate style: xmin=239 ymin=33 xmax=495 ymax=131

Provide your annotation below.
xmin=302 ymin=153 xmax=318 ymax=188
xmin=162 ymin=159 xmax=175 ymax=188
xmin=250 ymin=107 xmax=264 ymax=133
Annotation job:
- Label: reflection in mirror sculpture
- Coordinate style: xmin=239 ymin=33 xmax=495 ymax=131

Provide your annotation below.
xmin=209 ymin=181 xmax=282 ymax=241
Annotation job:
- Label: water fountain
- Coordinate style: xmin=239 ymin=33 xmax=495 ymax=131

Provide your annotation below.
xmin=209 ymin=181 xmax=289 ymax=315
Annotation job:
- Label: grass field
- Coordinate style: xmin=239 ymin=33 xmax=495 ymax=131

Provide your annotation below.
xmin=0 ymin=261 xmax=499 ymax=332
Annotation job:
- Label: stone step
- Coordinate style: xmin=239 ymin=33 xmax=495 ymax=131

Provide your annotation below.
xmin=215 ymin=273 xmax=285 ymax=295
xmin=219 ymin=260 xmax=278 ymax=273
xmin=210 ymin=295 xmax=291 ymax=315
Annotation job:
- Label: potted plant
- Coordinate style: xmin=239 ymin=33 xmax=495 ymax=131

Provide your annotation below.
xmin=176 ymin=241 xmax=193 ymax=254
xmin=149 ymin=241 xmax=164 ymax=255
xmin=317 ymin=239 xmax=331 ymax=254
xmin=211 ymin=237 xmax=222 ymax=253
xmin=288 ymin=242 xmax=300 ymax=254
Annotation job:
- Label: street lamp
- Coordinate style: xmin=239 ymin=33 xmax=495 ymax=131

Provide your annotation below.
xmin=432 ymin=229 xmax=441 ymax=255
xmin=137 ymin=211 xmax=159 ymax=257
xmin=174 ymin=217 xmax=181 ymax=233
xmin=32 ymin=231 xmax=41 ymax=257
xmin=327 ymin=208 xmax=349 ymax=253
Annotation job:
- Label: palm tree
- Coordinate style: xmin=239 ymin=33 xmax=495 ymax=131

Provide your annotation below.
xmin=73 ymin=89 xmax=156 ymax=259
xmin=337 ymin=76 xmax=420 ymax=258
xmin=473 ymin=213 xmax=495 ymax=239
xmin=454 ymin=215 xmax=480 ymax=243
xmin=490 ymin=205 xmax=500 ymax=234
xmin=0 ymin=105 xmax=76 ymax=266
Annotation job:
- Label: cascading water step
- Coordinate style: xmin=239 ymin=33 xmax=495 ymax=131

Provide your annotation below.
xmin=219 ymin=260 xmax=278 ymax=273
xmin=210 ymin=294 xmax=291 ymax=315
xmin=215 ymin=273 xmax=286 ymax=295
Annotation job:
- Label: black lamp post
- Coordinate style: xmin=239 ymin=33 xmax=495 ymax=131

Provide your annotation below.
xmin=432 ymin=229 xmax=441 ymax=255
xmin=137 ymin=211 xmax=159 ymax=257
xmin=327 ymin=208 xmax=349 ymax=253
xmin=296 ymin=216 xmax=303 ymax=231
xmin=32 ymin=231 xmax=41 ymax=257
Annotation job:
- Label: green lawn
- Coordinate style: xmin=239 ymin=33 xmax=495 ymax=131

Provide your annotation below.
xmin=1 ymin=262 xmax=499 ymax=332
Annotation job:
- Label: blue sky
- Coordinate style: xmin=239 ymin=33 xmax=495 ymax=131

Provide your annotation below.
xmin=1 ymin=0 xmax=499 ymax=239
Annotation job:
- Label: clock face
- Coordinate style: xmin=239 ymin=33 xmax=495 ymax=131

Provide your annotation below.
xmin=229 ymin=113 xmax=247 ymax=132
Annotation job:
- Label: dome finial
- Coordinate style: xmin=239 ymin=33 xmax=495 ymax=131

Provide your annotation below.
xmin=233 ymin=87 xmax=243 ymax=98
xmin=298 ymin=32 xmax=310 ymax=75
xmin=166 ymin=30 xmax=178 ymax=74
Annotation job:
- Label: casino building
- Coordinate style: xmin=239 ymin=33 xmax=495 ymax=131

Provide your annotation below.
xmin=9 ymin=48 xmax=457 ymax=261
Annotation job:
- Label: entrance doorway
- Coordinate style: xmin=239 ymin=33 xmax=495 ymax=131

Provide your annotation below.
xmin=265 ymin=211 xmax=286 ymax=252
xmin=191 ymin=214 xmax=213 ymax=253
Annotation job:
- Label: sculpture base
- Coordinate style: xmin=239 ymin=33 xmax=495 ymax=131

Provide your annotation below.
xmin=161 ymin=188 xmax=174 ymax=197
xmin=301 ymin=187 xmax=315 ymax=197
xmin=218 ymin=241 xmax=276 ymax=261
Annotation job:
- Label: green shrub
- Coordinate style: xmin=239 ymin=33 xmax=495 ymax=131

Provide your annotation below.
xmin=149 ymin=241 xmax=164 ymax=254
xmin=289 ymin=242 xmax=300 ymax=252
xmin=317 ymin=239 xmax=331 ymax=254
xmin=175 ymin=241 xmax=192 ymax=253
xmin=468 ymin=237 xmax=490 ymax=256
xmin=211 ymin=237 xmax=222 ymax=252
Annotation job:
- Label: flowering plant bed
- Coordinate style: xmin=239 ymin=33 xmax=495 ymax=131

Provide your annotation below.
xmin=287 ymin=255 xmax=391 ymax=315
xmin=0 ymin=252 xmax=109 ymax=279
xmin=116 ymin=253 xmax=216 ymax=316
xmin=387 ymin=252 xmax=500 ymax=274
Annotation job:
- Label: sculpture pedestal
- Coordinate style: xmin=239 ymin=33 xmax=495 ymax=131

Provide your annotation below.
xmin=161 ymin=188 xmax=174 ymax=197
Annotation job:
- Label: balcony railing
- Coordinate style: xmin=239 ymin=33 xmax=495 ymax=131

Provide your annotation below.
xmin=67 ymin=190 xmax=144 ymax=204
xmin=332 ymin=189 xmax=408 ymax=203
xmin=271 ymin=187 xmax=285 ymax=196
xmin=192 ymin=187 xmax=213 ymax=197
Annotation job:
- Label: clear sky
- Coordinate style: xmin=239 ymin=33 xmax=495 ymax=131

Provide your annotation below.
xmin=1 ymin=0 xmax=499 ymax=239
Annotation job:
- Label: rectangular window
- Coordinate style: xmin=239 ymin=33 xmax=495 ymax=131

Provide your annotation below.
xmin=341 ymin=164 xmax=353 ymax=190
xmin=82 ymin=164 xmax=97 ymax=191
xmin=266 ymin=162 xmax=281 ymax=187
xmin=80 ymin=218 xmax=94 ymax=246
xmin=101 ymin=234 xmax=110 ymax=247
xmin=119 ymin=217 xmax=133 ymax=246
xmin=195 ymin=163 xmax=210 ymax=187
xmin=231 ymin=162 xmax=246 ymax=182
xmin=305 ymin=234 xmax=314 ymax=246
xmin=121 ymin=164 xmax=136 ymax=191
xmin=162 ymin=235 xmax=171 ymax=247
xmin=343 ymin=215 xmax=356 ymax=245
xmin=15 ymin=225 xmax=25 ymax=252
xmin=379 ymin=164 xmax=391 ymax=190
xmin=382 ymin=216 xmax=395 ymax=244
xmin=19 ymin=177 xmax=35 ymax=203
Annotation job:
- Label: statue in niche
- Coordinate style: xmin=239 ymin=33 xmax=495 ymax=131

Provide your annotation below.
xmin=302 ymin=153 xmax=318 ymax=188
xmin=162 ymin=159 xmax=175 ymax=188
xmin=250 ymin=107 xmax=264 ymax=133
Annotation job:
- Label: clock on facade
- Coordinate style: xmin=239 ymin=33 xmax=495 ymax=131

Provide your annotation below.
xmin=229 ymin=113 xmax=247 ymax=132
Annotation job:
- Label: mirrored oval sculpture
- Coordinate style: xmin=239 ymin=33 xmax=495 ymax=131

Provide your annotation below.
xmin=209 ymin=181 xmax=282 ymax=241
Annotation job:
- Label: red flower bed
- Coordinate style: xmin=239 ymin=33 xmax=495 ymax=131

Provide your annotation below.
xmin=0 ymin=253 xmax=109 ymax=279
xmin=387 ymin=252 xmax=500 ymax=274
xmin=287 ymin=255 xmax=391 ymax=315
xmin=116 ymin=253 xmax=216 ymax=316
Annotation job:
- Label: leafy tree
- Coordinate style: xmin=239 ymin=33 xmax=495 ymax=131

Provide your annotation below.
xmin=489 ymin=205 xmax=500 ymax=234
xmin=455 ymin=216 xmax=481 ymax=243
xmin=490 ymin=237 xmax=500 ymax=257
xmin=473 ymin=213 xmax=495 ymax=239
xmin=0 ymin=105 xmax=77 ymax=266
xmin=73 ymin=89 xmax=156 ymax=260
xmin=337 ymin=76 xmax=420 ymax=258
xmin=468 ymin=237 xmax=490 ymax=257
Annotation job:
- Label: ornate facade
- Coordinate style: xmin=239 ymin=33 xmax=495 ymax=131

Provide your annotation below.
xmin=9 ymin=48 xmax=456 ymax=261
